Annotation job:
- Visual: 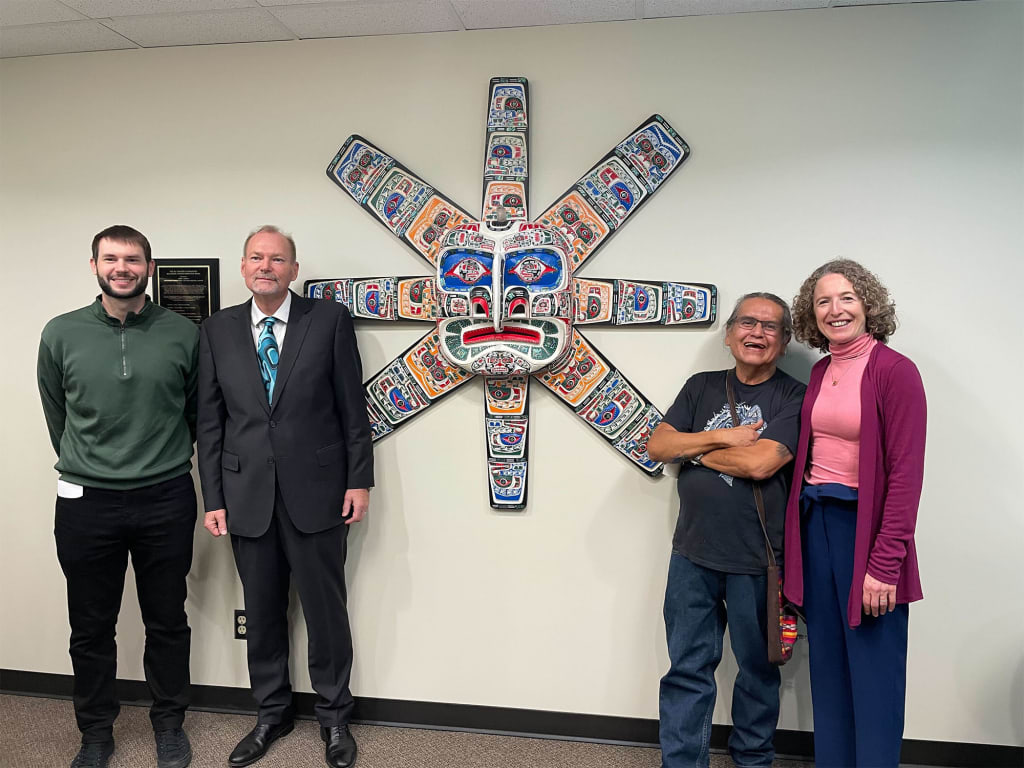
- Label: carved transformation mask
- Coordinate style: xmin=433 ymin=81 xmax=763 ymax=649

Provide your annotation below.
xmin=436 ymin=221 xmax=572 ymax=376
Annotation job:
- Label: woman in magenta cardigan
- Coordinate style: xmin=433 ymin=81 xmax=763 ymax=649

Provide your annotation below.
xmin=784 ymin=260 xmax=926 ymax=768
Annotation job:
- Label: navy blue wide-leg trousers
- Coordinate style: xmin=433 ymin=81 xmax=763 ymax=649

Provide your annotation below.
xmin=801 ymin=486 xmax=909 ymax=768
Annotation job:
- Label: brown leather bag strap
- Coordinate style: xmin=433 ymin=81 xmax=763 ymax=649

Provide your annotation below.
xmin=725 ymin=369 xmax=777 ymax=570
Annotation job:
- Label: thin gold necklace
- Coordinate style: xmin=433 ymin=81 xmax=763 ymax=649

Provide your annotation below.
xmin=828 ymin=359 xmax=851 ymax=387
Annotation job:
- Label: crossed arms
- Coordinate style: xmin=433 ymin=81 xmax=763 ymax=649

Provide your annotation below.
xmin=646 ymin=419 xmax=793 ymax=481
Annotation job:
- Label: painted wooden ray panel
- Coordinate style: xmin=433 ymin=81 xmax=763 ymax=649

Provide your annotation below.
xmin=484 ymin=375 xmax=530 ymax=510
xmin=660 ymin=281 xmax=717 ymax=326
xmin=363 ymin=329 xmax=473 ymax=437
xmin=573 ymin=278 xmax=615 ymax=324
xmin=616 ymin=117 xmax=688 ymax=193
xmin=486 ymin=416 xmax=528 ymax=459
xmin=538 ymin=330 xmax=664 ymax=477
xmin=613 ymin=279 xmax=717 ymax=326
xmin=487 ymin=460 xmax=527 ymax=508
xmin=397 ymin=277 xmax=438 ymax=320
xmin=316 ymin=77 xmax=711 ymax=509
xmin=304 ymin=276 xmax=438 ymax=322
xmin=325 ymin=135 xmax=474 ymax=267
xmin=535 ymin=114 xmax=690 ymax=271
xmin=536 ymin=192 xmax=610 ymax=271
xmin=306 ymin=278 xmax=353 ymax=307
xmin=613 ymin=405 xmax=663 ymax=473
xmin=536 ymin=330 xmax=611 ymax=407
xmin=485 ymin=376 xmax=528 ymax=415
xmin=571 ymin=279 xmax=717 ymax=326
xmin=482 ymin=77 xmax=529 ymax=224
xmin=406 ymin=197 xmax=474 ymax=267
xmin=575 ymin=372 xmax=646 ymax=439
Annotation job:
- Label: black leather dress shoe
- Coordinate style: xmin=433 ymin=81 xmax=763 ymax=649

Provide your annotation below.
xmin=320 ymin=725 xmax=358 ymax=768
xmin=228 ymin=720 xmax=294 ymax=767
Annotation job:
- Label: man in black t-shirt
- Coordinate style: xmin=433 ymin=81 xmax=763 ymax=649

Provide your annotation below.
xmin=647 ymin=292 xmax=806 ymax=768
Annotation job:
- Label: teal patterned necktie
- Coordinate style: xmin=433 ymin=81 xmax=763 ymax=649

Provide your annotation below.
xmin=257 ymin=317 xmax=279 ymax=404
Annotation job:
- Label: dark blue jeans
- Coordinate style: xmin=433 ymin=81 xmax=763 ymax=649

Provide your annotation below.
xmin=54 ymin=473 xmax=197 ymax=742
xmin=659 ymin=552 xmax=780 ymax=768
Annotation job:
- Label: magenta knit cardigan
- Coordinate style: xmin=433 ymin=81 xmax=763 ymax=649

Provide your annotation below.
xmin=783 ymin=343 xmax=927 ymax=628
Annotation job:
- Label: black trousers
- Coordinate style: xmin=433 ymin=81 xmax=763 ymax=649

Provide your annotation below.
xmin=54 ymin=473 xmax=197 ymax=743
xmin=231 ymin=489 xmax=354 ymax=727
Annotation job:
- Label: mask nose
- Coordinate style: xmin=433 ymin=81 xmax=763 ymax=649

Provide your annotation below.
xmin=492 ymin=253 xmax=505 ymax=332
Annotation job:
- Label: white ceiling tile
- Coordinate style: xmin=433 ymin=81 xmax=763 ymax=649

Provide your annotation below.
xmin=0 ymin=19 xmax=135 ymax=57
xmin=256 ymin=0 xmax=361 ymax=5
xmin=266 ymin=1 xmax=461 ymax=38
xmin=830 ymin=0 xmax=958 ymax=5
xmin=643 ymin=0 xmax=827 ymax=17
xmin=451 ymin=0 xmax=637 ymax=29
xmin=0 ymin=0 xmax=87 ymax=27
xmin=60 ymin=0 xmax=258 ymax=17
xmin=101 ymin=7 xmax=293 ymax=46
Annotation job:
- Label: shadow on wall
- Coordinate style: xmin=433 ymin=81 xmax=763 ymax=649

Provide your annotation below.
xmin=778 ymin=344 xmax=820 ymax=385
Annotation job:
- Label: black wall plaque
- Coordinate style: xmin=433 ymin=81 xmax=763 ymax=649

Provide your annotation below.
xmin=153 ymin=258 xmax=220 ymax=324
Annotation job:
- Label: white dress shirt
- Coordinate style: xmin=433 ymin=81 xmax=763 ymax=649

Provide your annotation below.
xmin=250 ymin=291 xmax=292 ymax=352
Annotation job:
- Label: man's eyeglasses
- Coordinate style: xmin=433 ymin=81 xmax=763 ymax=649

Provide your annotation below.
xmin=735 ymin=317 xmax=782 ymax=336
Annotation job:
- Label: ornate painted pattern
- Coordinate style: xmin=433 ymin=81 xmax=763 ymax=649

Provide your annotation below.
xmin=309 ymin=77 xmax=718 ymax=510
xmin=535 ymin=330 xmax=610 ymax=407
xmin=397 ymin=277 xmax=437 ymax=320
xmin=405 ymin=195 xmax=473 ymax=266
xmin=369 ymin=168 xmax=434 ymax=237
xmin=536 ymin=191 xmax=610 ymax=270
xmin=573 ymin=278 xmax=615 ymax=324
xmin=574 ymin=372 xmax=645 ymax=439
xmin=403 ymin=331 xmax=472 ymax=399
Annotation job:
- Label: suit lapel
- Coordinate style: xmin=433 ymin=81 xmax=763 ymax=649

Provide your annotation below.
xmin=237 ymin=300 xmax=272 ymax=416
xmin=270 ymin=292 xmax=312 ymax=415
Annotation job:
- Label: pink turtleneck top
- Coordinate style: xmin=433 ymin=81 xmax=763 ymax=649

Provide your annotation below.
xmin=806 ymin=333 xmax=878 ymax=488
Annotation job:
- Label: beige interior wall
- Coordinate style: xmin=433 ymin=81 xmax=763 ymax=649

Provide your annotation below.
xmin=1 ymin=0 xmax=1021 ymax=747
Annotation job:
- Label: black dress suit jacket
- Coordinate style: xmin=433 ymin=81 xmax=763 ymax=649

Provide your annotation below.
xmin=197 ymin=292 xmax=373 ymax=538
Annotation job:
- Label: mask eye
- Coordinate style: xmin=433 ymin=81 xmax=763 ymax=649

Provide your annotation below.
xmin=509 ymin=257 xmax=555 ymax=284
xmin=503 ymin=249 xmax=564 ymax=291
xmin=438 ymin=249 xmax=494 ymax=294
xmin=444 ymin=257 xmax=491 ymax=285
xmin=508 ymin=297 xmax=528 ymax=316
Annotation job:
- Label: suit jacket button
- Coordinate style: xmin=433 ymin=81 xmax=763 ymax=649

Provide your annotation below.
xmin=269 ymin=420 xmax=276 ymax=428
xmin=266 ymin=457 xmax=275 ymax=465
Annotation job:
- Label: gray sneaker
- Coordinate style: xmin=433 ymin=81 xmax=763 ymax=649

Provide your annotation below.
xmin=70 ymin=740 xmax=114 ymax=768
xmin=155 ymin=728 xmax=192 ymax=768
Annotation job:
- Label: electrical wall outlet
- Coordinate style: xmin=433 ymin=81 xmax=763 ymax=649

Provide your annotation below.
xmin=234 ymin=610 xmax=247 ymax=640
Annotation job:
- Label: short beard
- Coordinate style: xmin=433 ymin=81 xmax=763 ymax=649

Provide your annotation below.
xmin=97 ymin=273 xmax=149 ymax=300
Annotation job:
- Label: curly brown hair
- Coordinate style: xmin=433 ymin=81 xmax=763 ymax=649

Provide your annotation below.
xmin=791 ymin=259 xmax=898 ymax=352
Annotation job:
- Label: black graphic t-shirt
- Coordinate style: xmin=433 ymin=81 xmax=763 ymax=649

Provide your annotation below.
xmin=663 ymin=368 xmax=806 ymax=574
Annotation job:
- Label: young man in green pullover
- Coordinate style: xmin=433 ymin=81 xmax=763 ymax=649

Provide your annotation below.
xmin=37 ymin=225 xmax=200 ymax=768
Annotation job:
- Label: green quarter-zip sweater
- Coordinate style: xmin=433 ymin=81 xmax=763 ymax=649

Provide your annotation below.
xmin=37 ymin=296 xmax=200 ymax=490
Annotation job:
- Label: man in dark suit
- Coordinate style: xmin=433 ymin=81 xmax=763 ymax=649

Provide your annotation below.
xmin=197 ymin=225 xmax=373 ymax=768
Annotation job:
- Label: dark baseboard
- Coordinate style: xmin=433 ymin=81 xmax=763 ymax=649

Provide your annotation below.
xmin=2 ymin=669 xmax=1020 ymax=767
